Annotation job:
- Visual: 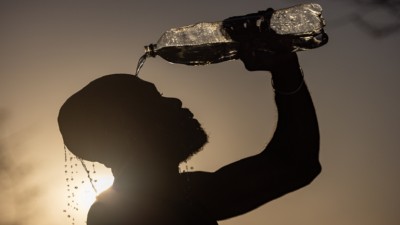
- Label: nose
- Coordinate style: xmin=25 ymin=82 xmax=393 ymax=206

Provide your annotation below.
xmin=163 ymin=97 xmax=182 ymax=108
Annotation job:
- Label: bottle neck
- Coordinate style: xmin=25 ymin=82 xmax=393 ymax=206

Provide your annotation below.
xmin=144 ymin=44 xmax=157 ymax=58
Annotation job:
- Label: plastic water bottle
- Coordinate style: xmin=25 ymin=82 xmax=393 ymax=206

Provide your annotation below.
xmin=144 ymin=3 xmax=328 ymax=66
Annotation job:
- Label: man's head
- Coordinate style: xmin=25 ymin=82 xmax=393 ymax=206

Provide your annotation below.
xmin=58 ymin=74 xmax=208 ymax=169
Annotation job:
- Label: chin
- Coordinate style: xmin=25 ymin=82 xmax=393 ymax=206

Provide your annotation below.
xmin=187 ymin=131 xmax=208 ymax=157
xmin=166 ymin=118 xmax=209 ymax=164
xmin=149 ymin=113 xmax=208 ymax=164
xmin=180 ymin=120 xmax=209 ymax=162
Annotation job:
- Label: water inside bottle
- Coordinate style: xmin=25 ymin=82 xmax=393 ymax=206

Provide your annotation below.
xmin=155 ymin=42 xmax=241 ymax=66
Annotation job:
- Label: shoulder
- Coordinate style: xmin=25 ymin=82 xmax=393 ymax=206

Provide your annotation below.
xmin=87 ymin=201 xmax=109 ymax=225
xmin=87 ymin=189 xmax=189 ymax=225
xmin=87 ymin=188 xmax=135 ymax=224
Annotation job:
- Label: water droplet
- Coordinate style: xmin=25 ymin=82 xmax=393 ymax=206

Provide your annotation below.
xmin=68 ymin=189 xmax=70 ymax=191
xmin=68 ymin=215 xmax=70 ymax=218
xmin=76 ymin=208 xmax=78 ymax=211
xmin=94 ymin=180 xmax=97 ymax=182
xmin=68 ymin=203 xmax=70 ymax=206
xmin=65 ymin=171 xmax=68 ymax=173
xmin=243 ymin=23 xmax=247 ymax=28
xmin=190 ymin=167 xmax=193 ymax=170
xmin=82 ymin=181 xmax=84 ymax=183
xmin=71 ymin=165 xmax=73 ymax=168
xmin=75 ymin=164 xmax=77 ymax=166
xmin=63 ymin=210 xmax=66 ymax=212
xmin=68 ymin=196 xmax=70 ymax=198
xmin=67 ymin=185 xmax=69 ymax=187
xmin=71 ymin=178 xmax=74 ymax=181
xmin=66 ymin=178 xmax=69 ymax=181
xmin=72 ymin=200 xmax=74 ymax=202
xmin=75 ymin=186 xmax=78 ymax=189
xmin=65 ymin=165 xmax=67 ymax=168
xmin=93 ymin=171 xmax=96 ymax=173
xmin=64 ymin=146 xmax=67 ymax=162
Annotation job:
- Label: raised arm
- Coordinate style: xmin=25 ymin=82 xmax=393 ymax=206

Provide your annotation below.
xmin=187 ymin=49 xmax=322 ymax=221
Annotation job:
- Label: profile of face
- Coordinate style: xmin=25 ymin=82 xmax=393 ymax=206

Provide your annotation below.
xmin=137 ymin=80 xmax=209 ymax=166
xmin=58 ymin=74 xmax=208 ymax=170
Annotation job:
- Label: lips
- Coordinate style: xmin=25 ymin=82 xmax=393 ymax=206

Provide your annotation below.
xmin=181 ymin=108 xmax=194 ymax=119
xmin=176 ymin=108 xmax=201 ymax=131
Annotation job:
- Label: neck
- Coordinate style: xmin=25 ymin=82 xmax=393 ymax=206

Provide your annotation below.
xmin=112 ymin=161 xmax=183 ymax=195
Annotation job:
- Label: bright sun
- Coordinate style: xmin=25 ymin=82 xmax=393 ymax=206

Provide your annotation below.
xmin=63 ymin=153 xmax=116 ymax=224
xmin=79 ymin=176 xmax=114 ymax=207
xmin=64 ymin=155 xmax=115 ymax=213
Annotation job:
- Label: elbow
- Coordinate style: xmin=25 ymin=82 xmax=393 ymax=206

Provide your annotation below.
xmin=301 ymin=161 xmax=322 ymax=186
xmin=279 ymin=161 xmax=322 ymax=195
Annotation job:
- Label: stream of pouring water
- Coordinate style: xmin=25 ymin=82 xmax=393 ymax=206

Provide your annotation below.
xmin=78 ymin=158 xmax=98 ymax=195
xmin=134 ymin=54 xmax=147 ymax=77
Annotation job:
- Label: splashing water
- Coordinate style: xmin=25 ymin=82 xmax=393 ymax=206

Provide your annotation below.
xmin=92 ymin=162 xmax=96 ymax=174
xmin=78 ymin=158 xmax=98 ymax=195
xmin=64 ymin=145 xmax=67 ymax=162
xmin=185 ymin=161 xmax=190 ymax=184
xmin=183 ymin=160 xmax=192 ymax=205
xmin=64 ymin=145 xmax=93 ymax=225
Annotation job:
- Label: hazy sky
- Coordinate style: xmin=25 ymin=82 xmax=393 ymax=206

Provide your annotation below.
xmin=1 ymin=0 xmax=399 ymax=225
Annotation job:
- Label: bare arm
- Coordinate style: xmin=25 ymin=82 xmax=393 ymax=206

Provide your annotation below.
xmin=187 ymin=50 xmax=321 ymax=221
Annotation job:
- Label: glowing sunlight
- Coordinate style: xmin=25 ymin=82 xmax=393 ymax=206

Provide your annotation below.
xmin=63 ymin=152 xmax=114 ymax=224
xmin=80 ymin=177 xmax=114 ymax=207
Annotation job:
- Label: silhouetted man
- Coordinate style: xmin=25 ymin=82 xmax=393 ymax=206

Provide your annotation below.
xmin=58 ymin=47 xmax=321 ymax=224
